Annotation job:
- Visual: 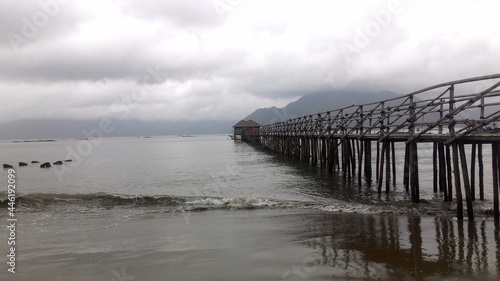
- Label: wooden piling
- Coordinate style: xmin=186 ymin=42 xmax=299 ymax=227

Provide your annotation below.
xmin=364 ymin=140 xmax=372 ymax=184
xmin=342 ymin=140 xmax=349 ymax=178
xmin=409 ymin=142 xmax=420 ymax=203
xmin=327 ymin=138 xmax=333 ymax=173
xmin=321 ymin=138 xmax=327 ymax=167
xmin=492 ymin=142 xmax=500 ymax=222
xmin=378 ymin=141 xmax=386 ymax=194
xmin=358 ymin=139 xmax=363 ymax=184
xmin=438 ymin=143 xmax=447 ymax=198
xmin=478 ymin=143 xmax=484 ymax=200
xmin=458 ymin=142 xmax=474 ymax=221
xmin=452 ymin=143 xmax=464 ymax=220
xmin=391 ymin=142 xmax=396 ymax=187
xmin=376 ymin=141 xmax=380 ymax=182
xmin=350 ymin=139 xmax=356 ymax=177
xmin=403 ymin=143 xmax=410 ymax=191
xmin=385 ymin=141 xmax=391 ymax=193
xmin=470 ymin=143 xmax=476 ymax=200
xmin=433 ymin=142 xmax=438 ymax=192
xmin=446 ymin=145 xmax=453 ymax=202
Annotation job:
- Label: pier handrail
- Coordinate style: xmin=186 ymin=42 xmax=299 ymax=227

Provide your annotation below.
xmin=260 ymin=73 xmax=500 ymax=144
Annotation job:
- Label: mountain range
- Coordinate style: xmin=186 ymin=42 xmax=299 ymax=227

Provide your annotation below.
xmin=244 ymin=90 xmax=402 ymax=125
xmin=0 ymin=90 xmax=404 ymax=140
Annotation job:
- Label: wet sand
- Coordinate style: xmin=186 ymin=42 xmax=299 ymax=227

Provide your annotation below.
xmin=2 ymin=209 xmax=500 ymax=280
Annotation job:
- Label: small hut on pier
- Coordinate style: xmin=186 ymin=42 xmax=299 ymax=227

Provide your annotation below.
xmin=233 ymin=120 xmax=261 ymax=141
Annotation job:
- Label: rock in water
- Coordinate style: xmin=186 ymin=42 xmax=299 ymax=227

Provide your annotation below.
xmin=31 ymin=160 xmax=40 ymax=163
xmin=53 ymin=161 xmax=63 ymax=165
xmin=40 ymin=162 xmax=51 ymax=168
xmin=3 ymin=164 xmax=14 ymax=169
xmin=19 ymin=162 xmax=28 ymax=167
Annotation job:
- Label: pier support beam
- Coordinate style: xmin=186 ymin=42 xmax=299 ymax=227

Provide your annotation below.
xmin=377 ymin=141 xmax=387 ymax=194
xmin=403 ymin=143 xmax=410 ymax=191
xmin=459 ymin=142 xmax=474 ymax=221
xmin=492 ymin=142 xmax=500 ymax=222
xmin=470 ymin=143 xmax=476 ymax=200
xmin=452 ymin=143 xmax=464 ymax=220
xmin=446 ymin=145 xmax=453 ymax=202
xmin=478 ymin=144 xmax=484 ymax=200
xmin=409 ymin=141 xmax=420 ymax=203
xmin=433 ymin=142 xmax=438 ymax=192
xmin=438 ymin=143 xmax=447 ymax=200
xmin=364 ymin=140 xmax=372 ymax=185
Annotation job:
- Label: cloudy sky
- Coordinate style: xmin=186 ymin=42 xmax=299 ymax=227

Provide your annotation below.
xmin=1 ymin=0 xmax=499 ymax=123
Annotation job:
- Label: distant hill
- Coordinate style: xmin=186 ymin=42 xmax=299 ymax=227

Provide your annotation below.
xmin=0 ymin=119 xmax=234 ymax=140
xmin=245 ymin=90 xmax=402 ymax=125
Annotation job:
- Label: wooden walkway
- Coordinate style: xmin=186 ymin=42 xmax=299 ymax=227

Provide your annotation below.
xmin=243 ymin=74 xmax=500 ymax=222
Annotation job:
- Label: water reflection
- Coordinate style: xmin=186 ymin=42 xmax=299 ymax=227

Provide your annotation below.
xmin=286 ymin=212 xmax=500 ymax=280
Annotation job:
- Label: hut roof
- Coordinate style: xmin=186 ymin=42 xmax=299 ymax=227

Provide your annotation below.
xmin=233 ymin=120 xmax=261 ymax=128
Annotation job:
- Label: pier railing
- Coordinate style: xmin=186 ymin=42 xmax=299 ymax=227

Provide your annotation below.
xmin=260 ymin=74 xmax=500 ymax=143
xmin=249 ymin=74 xmax=500 ymax=222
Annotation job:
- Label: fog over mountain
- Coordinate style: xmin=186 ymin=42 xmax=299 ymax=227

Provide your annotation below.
xmin=245 ymin=89 xmax=401 ymax=125
xmin=0 ymin=89 xmax=401 ymax=139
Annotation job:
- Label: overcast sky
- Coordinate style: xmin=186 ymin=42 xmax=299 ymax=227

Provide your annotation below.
xmin=1 ymin=0 xmax=499 ymax=123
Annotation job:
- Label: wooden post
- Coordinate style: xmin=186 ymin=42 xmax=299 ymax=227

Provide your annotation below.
xmin=470 ymin=143 xmax=476 ymax=200
xmin=350 ymin=139 xmax=356 ymax=177
xmin=446 ymin=145 xmax=453 ymax=202
xmin=452 ymin=143 xmax=464 ymax=220
xmin=438 ymin=143 xmax=447 ymax=200
xmin=376 ymin=141 xmax=380 ymax=182
xmin=343 ymin=140 xmax=348 ymax=178
xmin=313 ymin=137 xmax=318 ymax=165
xmin=378 ymin=141 xmax=386 ymax=194
xmin=492 ymin=142 xmax=500 ymax=222
xmin=448 ymin=85 xmax=457 ymax=207
xmin=433 ymin=142 xmax=438 ymax=192
xmin=403 ymin=143 xmax=410 ymax=191
xmin=439 ymin=98 xmax=444 ymax=134
xmin=409 ymin=141 xmax=420 ymax=202
xmin=391 ymin=142 xmax=396 ymax=186
xmin=321 ymin=138 xmax=327 ymax=168
xmin=303 ymin=137 xmax=308 ymax=163
xmin=478 ymin=143 xmax=484 ymax=200
xmin=364 ymin=140 xmax=372 ymax=185
xmin=300 ymin=136 xmax=307 ymax=162
xmin=295 ymin=136 xmax=299 ymax=159
xmin=311 ymin=137 xmax=315 ymax=165
xmin=408 ymin=94 xmax=419 ymax=202
xmin=459 ymin=142 xmax=474 ymax=221
xmin=358 ymin=139 xmax=363 ymax=185
xmin=334 ymin=139 xmax=339 ymax=171
xmin=304 ymin=137 xmax=309 ymax=163
xmin=327 ymin=138 xmax=333 ymax=173
xmin=385 ymin=141 xmax=391 ymax=193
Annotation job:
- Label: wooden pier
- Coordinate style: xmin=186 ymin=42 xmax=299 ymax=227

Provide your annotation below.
xmin=242 ymin=74 xmax=500 ymax=222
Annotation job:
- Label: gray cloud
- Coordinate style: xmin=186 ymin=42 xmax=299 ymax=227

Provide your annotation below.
xmin=117 ymin=0 xmax=222 ymax=27
xmin=1 ymin=0 xmax=499 ymax=124
xmin=0 ymin=0 xmax=87 ymax=47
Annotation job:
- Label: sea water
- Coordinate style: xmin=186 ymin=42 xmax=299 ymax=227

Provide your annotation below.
xmin=1 ymin=135 xmax=499 ymax=280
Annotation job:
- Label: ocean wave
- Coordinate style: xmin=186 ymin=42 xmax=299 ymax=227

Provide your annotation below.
xmin=0 ymin=192 xmax=319 ymax=213
xmin=0 ymin=192 xmax=494 ymax=217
